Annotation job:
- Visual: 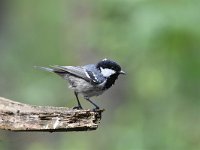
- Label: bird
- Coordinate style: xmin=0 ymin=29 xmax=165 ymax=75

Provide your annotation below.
xmin=36 ymin=58 xmax=125 ymax=109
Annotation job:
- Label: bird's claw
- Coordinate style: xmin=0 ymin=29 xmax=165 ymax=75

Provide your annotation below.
xmin=92 ymin=107 xmax=100 ymax=112
xmin=73 ymin=106 xmax=83 ymax=110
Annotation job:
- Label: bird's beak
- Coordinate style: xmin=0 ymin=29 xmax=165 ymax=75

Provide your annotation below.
xmin=120 ymin=70 xmax=126 ymax=75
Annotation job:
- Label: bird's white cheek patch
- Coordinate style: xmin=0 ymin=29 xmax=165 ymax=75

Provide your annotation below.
xmin=100 ymin=67 xmax=116 ymax=77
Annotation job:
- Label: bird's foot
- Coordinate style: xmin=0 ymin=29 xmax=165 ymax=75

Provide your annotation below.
xmin=73 ymin=105 xmax=83 ymax=110
xmin=92 ymin=106 xmax=100 ymax=112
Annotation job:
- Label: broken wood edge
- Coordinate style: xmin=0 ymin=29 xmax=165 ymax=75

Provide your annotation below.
xmin=0 ymin=97 xmax=104 ymax=132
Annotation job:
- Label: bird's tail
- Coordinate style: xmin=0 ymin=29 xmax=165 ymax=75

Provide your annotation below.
xmin=34 ymin=66 xmax=54 ymax=72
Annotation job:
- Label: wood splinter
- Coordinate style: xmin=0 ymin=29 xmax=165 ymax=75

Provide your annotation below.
xmin=0 ymin=97 xmax=104 ymax=132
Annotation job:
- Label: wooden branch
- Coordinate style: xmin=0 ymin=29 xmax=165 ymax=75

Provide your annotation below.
xmin=0 ymin=97 xmax=103 ymax=132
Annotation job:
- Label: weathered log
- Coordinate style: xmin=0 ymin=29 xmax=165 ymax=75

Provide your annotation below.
xmin=0 ymin=97 xmax=103 ymax=132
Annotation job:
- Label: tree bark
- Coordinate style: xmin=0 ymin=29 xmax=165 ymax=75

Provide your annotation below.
xmin=0 ymin=97 xmax=103 ymax=132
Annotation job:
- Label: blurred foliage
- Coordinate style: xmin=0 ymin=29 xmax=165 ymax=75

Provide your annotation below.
xmin=0 ymin=0 xmax=200 ymax=150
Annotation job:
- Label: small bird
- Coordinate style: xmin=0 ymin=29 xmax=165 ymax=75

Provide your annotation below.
xmin=36 ymin=59 xmax=125 ymax=109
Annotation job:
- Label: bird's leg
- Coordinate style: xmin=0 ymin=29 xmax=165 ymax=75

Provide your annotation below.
xmin=85 ymin=97 xmax=100 ymax=110
xmin=73 ymin=92 xmax=83 ymax=109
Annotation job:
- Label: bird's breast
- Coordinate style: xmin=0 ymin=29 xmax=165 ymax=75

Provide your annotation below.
xmin=65 ymin=75 xmax=106 ymax=98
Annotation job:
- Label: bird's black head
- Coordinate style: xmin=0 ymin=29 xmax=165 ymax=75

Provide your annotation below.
xmin=96 ymin=59 xmax=125 ymax=89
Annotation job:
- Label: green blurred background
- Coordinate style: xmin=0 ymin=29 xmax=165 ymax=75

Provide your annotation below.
xmin=0 ymin=0 xmax=200 ymax=150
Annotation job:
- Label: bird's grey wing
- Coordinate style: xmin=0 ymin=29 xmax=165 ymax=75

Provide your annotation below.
xmin=51 ymin=65 xmax=100 ymax=84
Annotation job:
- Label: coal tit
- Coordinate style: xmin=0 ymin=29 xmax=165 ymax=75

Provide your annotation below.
xmin=36 ymin=59 xmax=125 ymax=109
